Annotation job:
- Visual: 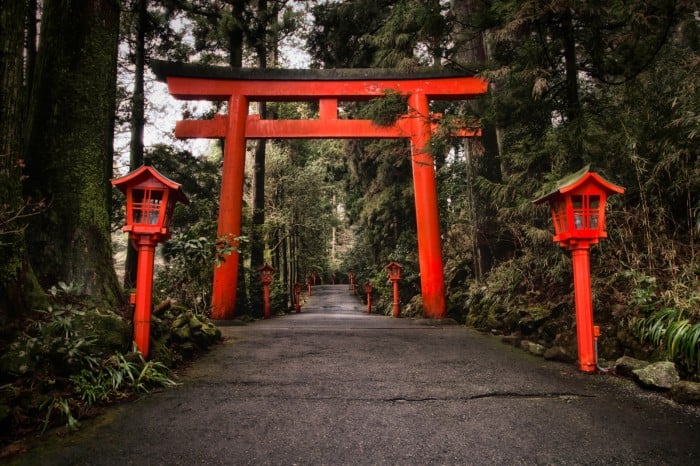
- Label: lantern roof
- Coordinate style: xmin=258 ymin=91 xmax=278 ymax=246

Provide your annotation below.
xmin=386 ymin=261 xmax=403 ymax=270
xmin=533 ymin=165 xmax=624 ymax=205
xmin=112 ymin=164 xmax=190 ymax=205
xmin=258 ymin=263 xmax=275 ymax=272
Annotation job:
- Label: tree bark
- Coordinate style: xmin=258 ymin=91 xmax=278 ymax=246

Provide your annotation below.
xmin=0 ymin=0 xmax=46 ymax=321
xmin=451 ymin=0 xmax=501 ymax=278
xmin=124 ymin=0 xmax=148 ymax=290
xmin=560 ymin=9 xmax=584 ymax=168
xmin=24 ymin=0 xmax=123 ymax=306
xmin=249 ymin=0 xmax=271 ymax=272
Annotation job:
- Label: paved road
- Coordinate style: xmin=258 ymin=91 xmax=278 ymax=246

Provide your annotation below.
xmin=10 ymin=285 xmax=700 ymax=465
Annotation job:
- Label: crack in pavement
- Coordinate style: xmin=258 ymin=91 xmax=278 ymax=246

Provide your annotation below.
xmin=385 ymin=392 xmax=594 ymax=403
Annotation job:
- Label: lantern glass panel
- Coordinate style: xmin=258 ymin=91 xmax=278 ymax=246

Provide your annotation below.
xmin=572 ymin=195 xmax=584 ymax=229
xmin=133 ymin=189 xmax=164 ymax=225
xmin=551 ymin=199 xmax=567 ymax=235
xmin=571 ymin=194 xmax=601 ymax=230
xmin=163 ymin=199 xmax=175 ymax=229
xmin=589 ymin=195 xmax=600 ymax=229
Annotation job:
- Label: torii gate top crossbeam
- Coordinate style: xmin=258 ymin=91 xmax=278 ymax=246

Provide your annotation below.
xmin=151 ymin=61 xmax=487 ymax=102
xmin=151 ymin=61 xmax=488 ymax=140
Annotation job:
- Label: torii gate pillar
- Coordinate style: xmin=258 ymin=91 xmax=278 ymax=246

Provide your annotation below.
xmin=408 ymin=93 xmax=445 ymax=317
xmin=152 ymin=62 xmax=487 ymax=320
xmin=211 ymin=94 xmax=248 ymax=318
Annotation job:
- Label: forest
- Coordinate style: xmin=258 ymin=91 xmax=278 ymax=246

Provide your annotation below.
xmin=1 ymin=0 xmax=699 ymax=447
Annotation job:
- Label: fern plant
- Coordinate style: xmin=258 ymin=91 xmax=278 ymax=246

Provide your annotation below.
xmin=632 ymin=308 xmax=700 ymax=373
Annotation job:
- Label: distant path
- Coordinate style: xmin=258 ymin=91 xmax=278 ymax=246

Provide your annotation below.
xmin=11 ymin=285 xmax=700 ymax=465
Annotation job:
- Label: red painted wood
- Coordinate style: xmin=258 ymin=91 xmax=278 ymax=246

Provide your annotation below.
xmin=408 ymin=93 xmax=446 ymax=319
xmin=319 ymin=99 xmax=338 ymax=120
xmin=571 ymin=246 xmax=596 ymax=372
xmin=175 ymin=115 xmax=480 ymax=140
xmin=211 ymin=94 xmax=249 ymax=320
xmin=133 ymin=237 xmax=156 ymax=358
xmin=166 ymin=76 xmax=488 ymax=101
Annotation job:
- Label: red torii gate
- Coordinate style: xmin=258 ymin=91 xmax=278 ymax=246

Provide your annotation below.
xmin=152 ymin=61 xmax=488 ymax=320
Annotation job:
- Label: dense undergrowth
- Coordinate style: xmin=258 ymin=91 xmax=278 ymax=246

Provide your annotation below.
xmin=0 ymin=282 xmax=221 ymax=453
xmin=446 ymin=246 xmax=700 ymax=381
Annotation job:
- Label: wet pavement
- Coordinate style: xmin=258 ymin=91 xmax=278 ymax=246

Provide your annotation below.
xmin=9 ymin=285 xmax=700 ymax=465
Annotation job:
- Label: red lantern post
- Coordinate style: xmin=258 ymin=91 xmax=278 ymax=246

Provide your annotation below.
xmin=306 ymin=274 xmax=312 ymax=296
xmin=112 ymin=163 xmax=189 ymax=358
xmin=294 ymin=282 xmax=303 ymax=313
xmin=348 ymin=271 xmax=356 ymax=294
xmin=258 ymin=264 xmax=275 ymax=319
xmin=364 ymin=281 xmax=373 ymax=314
xmin=386 ymin=262 xmax=403 ymax=318
xmin=534 ymin=166 xmax=624 ymax=372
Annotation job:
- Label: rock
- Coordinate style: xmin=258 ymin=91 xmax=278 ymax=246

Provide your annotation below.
xmin=149 ymin=339 xmax=178 ymax=368
xmin=73 ymin=310 xmax=132 ymax=356
xmin=501 ymin=335 xmax=521 ymax=347
xmin=188 ymin=316 xmax=203 ymax=330
xmin=614 ymin=356 xmax=649 ymax=377
xmin=518 ymin=306 xmax=552 ymax=333
xmin=201 ymin=323 xmax=222 ymax=340
xmin=520 ymin=340 xmax=546 ymax=357
xmin=669 ymin=381 xmax=700 ymax=404
xmin=543 ymin=345 xmax=576 ymax=363
xmin=171 ymin=315 xmax=188 ymax=329
xmin=632 ymin=361 xmax=680 ymax=390
xmin=174 ymin=325 xmax=192 ymax=341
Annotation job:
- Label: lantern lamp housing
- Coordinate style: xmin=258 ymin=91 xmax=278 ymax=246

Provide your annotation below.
xmin=258 ymin=264 xmax=275 ymax=285
xmin=386 ymin=261 xmax=403 ymax=281
xmin=294 ymin=282 xmax=303 ymax=293
xmin=112 ymin=164 xmax=189 ymax=240
xmin=534 ymin=166 xmax=624 ymax=247
xmin=364 ymin=281 xmax=373 ymax=294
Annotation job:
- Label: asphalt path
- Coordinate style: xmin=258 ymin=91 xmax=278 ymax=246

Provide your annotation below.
xmin=9 ymin=285 xmax=700 ymax=465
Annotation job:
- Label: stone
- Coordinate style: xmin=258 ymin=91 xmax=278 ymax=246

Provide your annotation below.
xmin=73 ymin=310 xmax=132 ymax=356
xmin=669 ymin=381 xmax=700 ymax=404
xmin=632 ymin=361 xmax=680 ymax=390
xmin=543 ymin=345 xmax=576 ymax=363
xmin=501 ymin=335 xmax=521 ymax=347
xmin=188 ymin=316 xmax=203 ymax=330
xmin=614 ymin=356 xmax=649 ymax=377
xmin=174 ymin=325 xmax=192 ymax=341
xmin=520 ymin=340 xmax=546 ymax=357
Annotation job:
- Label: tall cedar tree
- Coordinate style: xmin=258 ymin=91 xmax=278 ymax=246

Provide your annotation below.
xmin=24 ymin=0 xmax=123 ymax=306
xmin=0 ymin=0 xmax=46 ymax=321
xmin=123 ymin=0 xmax=149 ymax=289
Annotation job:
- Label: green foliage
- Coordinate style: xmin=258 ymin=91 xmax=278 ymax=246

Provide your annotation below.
xmin=357 ymin=90 xmax=408 ymax=127
xmin=627 ymin=267 xmax=700 ymax=374
xmin=155 ymin=233 xmax=241 ymax=314
xmin=0 ymin=282 xmax=218 ymax=443
xmin=70 ymin=351 xmax=176 ymax=406
xmin=633 ymin=308 xmax=700 ymax=374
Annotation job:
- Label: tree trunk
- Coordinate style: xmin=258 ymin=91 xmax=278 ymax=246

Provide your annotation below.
xmin=249 ymin=0 xmax=271 ymax=272
xmin=0 ymin=0 xmax=46 ymax=321
xmin=451 ymin=0 xmax=502 ymax=278
xmin=124 ymin=0 xmax=148 ymax=290
xmin=24 ymin=0 xmax=123 ymax=306
xmin=560 ymin=10 xmax=584 ymax=168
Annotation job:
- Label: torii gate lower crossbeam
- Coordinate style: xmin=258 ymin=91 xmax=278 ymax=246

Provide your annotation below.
xmin=152 ymin=62 xmax=488 ymax=320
